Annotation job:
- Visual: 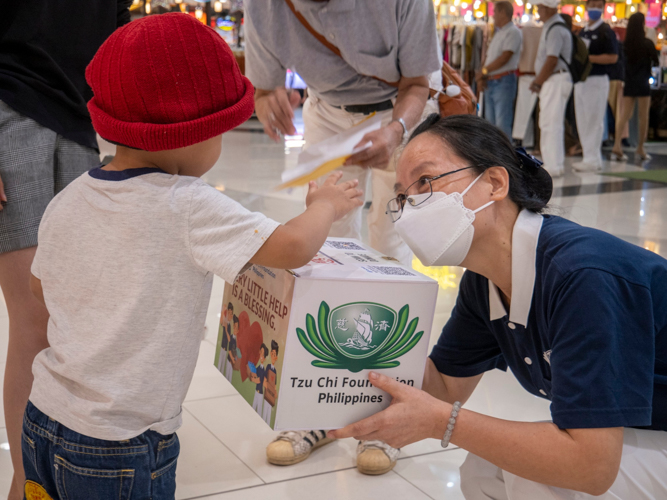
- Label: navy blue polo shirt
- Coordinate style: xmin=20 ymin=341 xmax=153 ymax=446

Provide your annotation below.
xmin=430 ymin=211 xmax=667 ymax=431
xmin=579 ymin=20 xmax=618 ymax=77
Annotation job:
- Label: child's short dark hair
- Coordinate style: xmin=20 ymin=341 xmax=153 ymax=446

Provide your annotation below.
xmin=260 ymin=343 xmax=269 ymax=357
xmin=228 ymin=302 xmax=234 ymax=311
xmin=233 ymin=315 xmax=239 ymax=325
xmin=270 ymin=340 xmax=279 ymax=355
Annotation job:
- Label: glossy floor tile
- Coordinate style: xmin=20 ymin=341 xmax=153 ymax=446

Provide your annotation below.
xmin=394 ymin=448 xmax=469 ymax=500
xmin=1 ymin=120 xmax=666 ymax=499
xmin=200 ymin=467 xmax=433 ymax=500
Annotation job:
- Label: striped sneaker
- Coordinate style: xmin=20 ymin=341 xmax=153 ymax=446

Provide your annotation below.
xmin=356 ymin=440 xmax=400 ymax=475
xmin=266 ymin=430 xmax=335 ymax=466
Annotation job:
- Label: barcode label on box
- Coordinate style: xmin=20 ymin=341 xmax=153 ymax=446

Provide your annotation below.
xmin=362 ymin=266 xmax=416 ymax=276
xmin=325 ymin=240 xmax=365 ymax=251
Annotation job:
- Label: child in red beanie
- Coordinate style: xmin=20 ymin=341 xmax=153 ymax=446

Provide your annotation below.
xmin=21 ymin=13 xmax=362 ymax=499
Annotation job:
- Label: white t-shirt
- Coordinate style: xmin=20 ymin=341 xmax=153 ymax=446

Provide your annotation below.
xmin=30 ymin=167 xmax=280 ymax=440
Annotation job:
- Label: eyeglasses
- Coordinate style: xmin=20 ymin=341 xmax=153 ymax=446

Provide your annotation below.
xmin=386 ymin=166 xmax=475 ymax=222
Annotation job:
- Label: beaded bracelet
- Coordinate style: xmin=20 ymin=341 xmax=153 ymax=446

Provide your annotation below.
xmin=440 ymin=401 xmax=462 ymax=448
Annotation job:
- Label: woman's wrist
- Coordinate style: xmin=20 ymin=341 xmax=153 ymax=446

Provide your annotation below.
xmin=432 ymin=400 xmax=454 ymax=440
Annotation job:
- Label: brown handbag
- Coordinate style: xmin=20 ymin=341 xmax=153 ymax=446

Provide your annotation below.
xmin=434 ymin=62 xmax=477 ymax=116
xmin=283 ymin=0 xmax=476 ymax=117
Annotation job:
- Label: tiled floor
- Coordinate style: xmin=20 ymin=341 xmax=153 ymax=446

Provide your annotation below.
xmin=1 ymin=115 xmax=666 ymax=499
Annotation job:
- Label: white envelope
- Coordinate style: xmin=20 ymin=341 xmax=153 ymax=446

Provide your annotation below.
xmin=277 ymin=112 xmax=383 ymax=190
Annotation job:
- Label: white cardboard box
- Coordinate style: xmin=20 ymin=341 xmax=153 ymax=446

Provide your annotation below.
xmin=214 ymin=238 xmax=438 ymax=430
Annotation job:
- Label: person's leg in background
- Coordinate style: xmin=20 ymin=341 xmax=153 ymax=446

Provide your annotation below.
xmin=494 ymin=73 xmax=518 ymax=139
xmin=636 ymin=96 xmax=651 ymax=160
xmin=0 ymin=102 xmax=99 ymax=499
xmin=0 ymin=101 xmax=55 ymax=500
xmin=268 ymin=95 xmax=418 ymax=473
xmin=573 ymin=75 xmax=609 ymax=171
xmin=1 ymin=248 xmax=49 ymax=500
xmin=303 ymin=96 xmax=370 ymax=242
xmin=484 ymin=79 xmax=498 ymax=130
xmin=611 ymin=97 xmax=637 ymax=160
xmin=459 ymin=428 xmax=667 ymax=499
xmin=538 ymin=73 xmax=572 ymax=177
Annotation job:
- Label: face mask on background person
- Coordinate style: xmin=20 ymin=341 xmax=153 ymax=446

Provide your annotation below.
xmin=587 ymin=7 xmax=603 ymax=21
xmin=394 ymin=173 xmax=494 ymax=267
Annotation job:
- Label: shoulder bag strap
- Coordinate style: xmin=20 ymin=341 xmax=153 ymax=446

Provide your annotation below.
xmin=283 ymin=0 xmax=400 ymax=88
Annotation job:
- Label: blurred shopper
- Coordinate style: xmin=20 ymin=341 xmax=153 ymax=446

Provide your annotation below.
xmin=573 ymin=0 xmax=618 ymax=172
xmin=611 ymin=13 xmax=659 ymax=161
xmin=0 ymin=2 xmax=131 ymax=498
xmin=245 ymin=0 xmax=441 ymax=475
xmin=478 ymin=1 xmax=521 ymax=138
xmin=530 ymin=0 xmax=572 ymax=178
xmin=561 ymin=14 xmax=583 ymax=157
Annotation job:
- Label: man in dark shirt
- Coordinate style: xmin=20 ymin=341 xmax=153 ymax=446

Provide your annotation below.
xmin=573 ymin=0 xmax=619 ymax=172
xmin=0 ymin=3 xmax=131 ymax=498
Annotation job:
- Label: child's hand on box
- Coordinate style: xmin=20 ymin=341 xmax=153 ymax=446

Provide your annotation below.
xmin=250 ymin=172 xmax=363 ymax=270
xmin=305 ymin=171 xmax=364 ymax=222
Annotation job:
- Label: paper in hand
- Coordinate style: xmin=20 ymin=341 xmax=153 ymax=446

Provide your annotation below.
xmin=277 ymin=112 xmax=383 ymax=190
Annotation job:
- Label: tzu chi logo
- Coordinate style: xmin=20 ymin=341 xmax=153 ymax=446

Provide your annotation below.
xmin=297 ymin=301 xmax=423 ymax=373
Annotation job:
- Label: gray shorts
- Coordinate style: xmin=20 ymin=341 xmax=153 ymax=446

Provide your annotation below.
xmin=0 ymin=100 xmax=99 ymax=253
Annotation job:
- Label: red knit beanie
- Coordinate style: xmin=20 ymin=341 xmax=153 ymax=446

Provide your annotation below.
xmin=86 ymin=13 xmax=254 ymax=151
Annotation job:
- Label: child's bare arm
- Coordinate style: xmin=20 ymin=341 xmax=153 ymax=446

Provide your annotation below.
xmin=250 ymin=172 xmax=363 ymax=269
xmin=30 ymin=274 xmax=46 ymax=306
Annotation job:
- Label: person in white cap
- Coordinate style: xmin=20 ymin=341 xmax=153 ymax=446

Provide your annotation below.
xmin=529 ymin=0 xmax=572 ymax=178
xmin=573 ymin=0 xmax=618 ymax=172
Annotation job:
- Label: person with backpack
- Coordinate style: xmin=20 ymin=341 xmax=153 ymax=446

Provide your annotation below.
xmin=244 ymin=0 xmax=442 ymax=475
xmin=529 ymin=0 xmax=574 ymax=178
xmin=573 ymin=0 xmax=619 ymax=172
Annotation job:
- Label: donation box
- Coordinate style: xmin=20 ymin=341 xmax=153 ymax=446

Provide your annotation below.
xmin=214 ymin=238 xmax=438 ymax=430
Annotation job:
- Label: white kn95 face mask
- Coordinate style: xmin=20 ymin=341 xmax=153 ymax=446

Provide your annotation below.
xmin=394 ymin=173 xmax=494 ymax=267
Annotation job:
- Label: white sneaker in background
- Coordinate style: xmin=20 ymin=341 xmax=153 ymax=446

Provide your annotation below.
xmin=572 ymin=161 xmax=603 ymax=173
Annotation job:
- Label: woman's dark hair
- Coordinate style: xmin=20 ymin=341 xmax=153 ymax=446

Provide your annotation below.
xmin=625 ymin=13 xmax=646 ymax=62
xmin=560 ymin=13 xmax=573 ymax=31
xmin=408 ymin=114 xmax=552 ymax=213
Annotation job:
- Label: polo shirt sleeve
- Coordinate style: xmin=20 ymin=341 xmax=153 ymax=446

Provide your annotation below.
xmin=244 ymin=1 xmax=288 ymax=91
xmin=187 ymin=182 xmax=280 ymax=284
xmin=545 ymin=24 xmax=568 ymax=59
xmin=548 ymin=269 xmax=655 ymax=429
xmin=396 ymin=0 xmax=442 ymax=78
xmin=502 ymin=28 xmax=522 ymax=54
xmin=430 ymin=272 xmax=508 ymax=377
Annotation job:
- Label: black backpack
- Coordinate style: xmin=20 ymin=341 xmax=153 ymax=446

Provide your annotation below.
xmin=546 ymin=22 xmax=592 ymax=84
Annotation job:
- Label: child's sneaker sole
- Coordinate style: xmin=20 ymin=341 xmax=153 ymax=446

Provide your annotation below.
xmin=267 ymin=432 xmax=335 ymax=466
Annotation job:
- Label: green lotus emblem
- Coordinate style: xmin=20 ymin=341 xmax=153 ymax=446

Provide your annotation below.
xmin=297 ymin=301 xmax=423 ymax=373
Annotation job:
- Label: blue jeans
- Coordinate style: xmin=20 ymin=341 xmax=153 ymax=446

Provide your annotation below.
xmin=22 ymin=401 xmax=179 ymax=500
xmin=484 ymin=73 xmax=518 ymax=138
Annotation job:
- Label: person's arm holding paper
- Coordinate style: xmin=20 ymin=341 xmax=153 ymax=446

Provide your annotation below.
xmin=345 ymin=0 xmax=438 ymax=168
xmin=345 ymin=75 xmax=430 ymax=168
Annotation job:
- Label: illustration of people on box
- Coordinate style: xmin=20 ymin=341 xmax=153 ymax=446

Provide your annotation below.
xmin=263 ymin=340 xmax=279 ymax=424
xmin=215 ymin=301 xmax=283 ymax=426
xmin=224 ymin=314 xmax=239 ymax=382
xmin=249 ymin=344 xmax=267 ymax=415
xmin=217 ymin=302 xmax=234 ymax=373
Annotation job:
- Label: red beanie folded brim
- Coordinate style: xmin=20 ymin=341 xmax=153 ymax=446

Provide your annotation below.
xmin=88 ymin=75 xmax=254 ymax=152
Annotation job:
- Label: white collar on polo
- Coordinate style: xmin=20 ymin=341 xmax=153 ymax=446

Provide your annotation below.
xmin=584 ymin=18 xmax=605 ymax=32
xmin=488 ymin=209 xmax=544 ymax=327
